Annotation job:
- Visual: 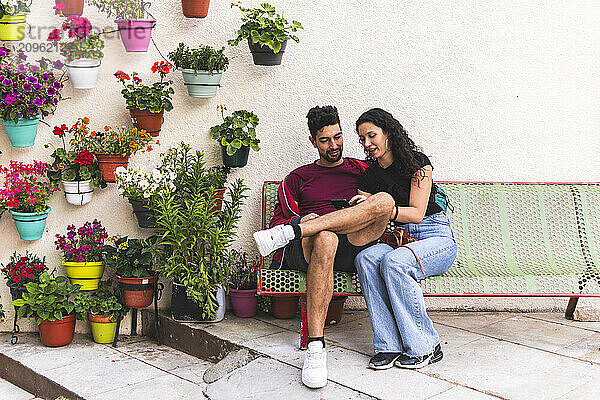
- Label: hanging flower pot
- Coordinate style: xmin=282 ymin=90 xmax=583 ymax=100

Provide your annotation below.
xmin=221 ymin=145 xmax=250 ymax=168
xmin=129 ymin=199 xmax=156 ymax=228
xmin=9 ymin=207 xmax=51 ymax=241
xmin=0 ymin=13 xmax=27 ymax=42
xmin=247 ymin=37 xmax=288 ymax=66
xmin=61 ymin=180 xmax=94 ymax=206
xmin=63 ymin=261 xmax=105 ymax=291
xmin=116 ymin=275 xmax=158 ymax=308
xmin=115 ymin=19 xmax=156 ymax=52
xmin=271 ymin=295 xmax=299 ymax=319
xmin=66 ymin=59 xmax=101 ymax=89
xmin=128 ymin=107 xmax=164 ymax=137
xmin=94 ymin=153 xmax=129 ymax=183
xmin=36 ymin=313 xmax=76 ymax=347
xmin=229 ymin=288 xmax=257 ymax=318
xmin=55 ymin=0 xmax=84 ymax=16
xmin=2 ymin=117 xmax=40 ymax=148
xmin=181 ymin=69 xmax=222 ymax=98
xmin=171 ymin=283 xmax=225 ymax=322
xmin=181 ymin=0 xmax=210 ymax=18
xmin=88 ymin=313 xmax=118 ymax=344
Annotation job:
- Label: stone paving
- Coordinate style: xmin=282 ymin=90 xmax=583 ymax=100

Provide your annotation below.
xmin=1 ymin=311 xmax=599 ymax=399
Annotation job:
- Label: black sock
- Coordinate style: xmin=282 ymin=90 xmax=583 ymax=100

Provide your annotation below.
xmin=292 ymin=224 xmax=302 ymax=239
xmin=307 ymin=336 xmax=325 ymax=348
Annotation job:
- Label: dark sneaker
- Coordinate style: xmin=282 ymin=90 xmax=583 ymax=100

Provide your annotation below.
xmin=395 ymin=344 xmax=443 ymax=369
xmin=368 ymin=352 xmax=402 ymax=370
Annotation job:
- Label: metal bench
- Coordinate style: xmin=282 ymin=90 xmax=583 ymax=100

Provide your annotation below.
xmin=257 ymin=181 xmax=600 ymax=348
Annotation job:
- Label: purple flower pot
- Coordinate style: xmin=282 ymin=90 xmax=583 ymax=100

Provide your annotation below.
xmin=115 ymin=19 xmax=155 ymax=52
xmin=229 ymin=288 xmax=257 ymax=318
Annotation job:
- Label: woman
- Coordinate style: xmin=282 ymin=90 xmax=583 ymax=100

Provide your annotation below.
xmin=350 ymin=108 xmax=457 ymax=370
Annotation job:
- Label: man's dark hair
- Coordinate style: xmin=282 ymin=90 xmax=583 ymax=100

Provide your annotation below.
xmin=306 ymin=106 xmax=340 ymax=138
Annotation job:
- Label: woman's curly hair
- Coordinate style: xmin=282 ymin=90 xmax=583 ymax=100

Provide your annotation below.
xmin=355 ymin=108 xmax=425 ymax=180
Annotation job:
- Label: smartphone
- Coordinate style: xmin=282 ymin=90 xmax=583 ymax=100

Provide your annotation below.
xmin=331 ymin=199 xmax=350 ymax=210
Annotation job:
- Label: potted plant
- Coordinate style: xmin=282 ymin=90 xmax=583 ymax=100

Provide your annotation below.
xmin=55 ymin=220 xmax=108 ymax=291
xmin=87 ymin=120 xmax=156 ymax=183
xmin=115 ymin=63 xmax=174 ymax=137
xmin=88 ymin=0 xmax=155 ymax=52
xmin=75 ymin=280 xmax=127 ymax=344
xmin=46 ymin=118 xmax=107 ymax=206
xmin=0 ymin=1 xmax=30 ymax=41
xmin=168 ymin=43 xmax=229 ymax=98
xmin=210 ymin=105 xmax=260 ymax=168
xmin=54 ymin=1 xmax=84 ymax=17
xmin=227 ymin=249 xmax=259 ymax=318
xmin=148 ymin=143 xmax=248 ymax=322
xmin=181 ymin=0 xmax=210 ymax=19
xmin=1 ymin=252 xmax=49 ymax=307
xmin=11 ymin=272 xmax=81 ymax=347
xmin=0 ymin=47 xmax=66 ymax=147
xmin=47 ymin=16 xmax=105 ymax=89
xmin=228 ymin=2 xmax=302 ymax=66
xmin=102 ymin=236 xmax=158 ymax=308
xmin=0 ymin=161 xmax=60 ymax=241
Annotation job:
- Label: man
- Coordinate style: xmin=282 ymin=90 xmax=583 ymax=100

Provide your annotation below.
xmin=253 ymin=106 xmax=395 ymax=389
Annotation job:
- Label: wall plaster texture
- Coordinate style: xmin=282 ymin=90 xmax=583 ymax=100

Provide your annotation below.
xmin=0 ymin=1 xmax=599 ymax=333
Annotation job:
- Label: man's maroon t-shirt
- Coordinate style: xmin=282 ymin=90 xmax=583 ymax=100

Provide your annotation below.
xmin=285 ymin=159 xmax=363 ymax=217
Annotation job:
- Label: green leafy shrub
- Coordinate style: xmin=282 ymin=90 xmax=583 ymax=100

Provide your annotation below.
xmin=168 ymin=43 xmax=229 ymax=75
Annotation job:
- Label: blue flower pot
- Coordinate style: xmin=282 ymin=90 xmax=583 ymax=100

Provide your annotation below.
xmin=9 ymin=207 xmax=51 ymax=241
xmin=2 ymin=117 xmax=40 ymax=147
xmin=181 ymin=69 xmax=223 ymax=98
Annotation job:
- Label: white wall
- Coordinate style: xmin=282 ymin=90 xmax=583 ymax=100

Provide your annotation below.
xmin=1 ymin=1 xmax=599 ymax=332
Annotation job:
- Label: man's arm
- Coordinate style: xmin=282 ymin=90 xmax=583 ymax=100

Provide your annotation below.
xmin=269 ymin=174 xmax=302 ymax=228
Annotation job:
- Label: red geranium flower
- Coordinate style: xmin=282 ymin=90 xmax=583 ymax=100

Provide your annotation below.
xmin=74 ymin=151 xmax=94 ymax=167
xmin=53 ymin=124 xmax=68 ymax=137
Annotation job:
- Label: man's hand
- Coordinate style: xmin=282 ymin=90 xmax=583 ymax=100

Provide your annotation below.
xmin=300 ymin=213 xmax=319 ymax=223
xmin=349 ymin=194 xmax=367 ymax=206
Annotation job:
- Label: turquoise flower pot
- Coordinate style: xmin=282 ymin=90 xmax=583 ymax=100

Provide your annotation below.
xmin=181 ymin=69 xmax=223 ymax=98
xmin=2 ymin=117 xmax=40 ymax=147
xmin=9 ymin=207 xmax=51 ymax=241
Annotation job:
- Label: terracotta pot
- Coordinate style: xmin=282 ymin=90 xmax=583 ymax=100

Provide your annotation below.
xmin=116 ymin=275 xmax=157 ymax=308
xmin=36 ymin=314 xmax=76 ymax=347
xmin=325 ymin=296 xmax=347 ymax=326
xmin=128 ymin=107 xmax=164 ymax=137
xmin=55 ymin=0 xmax=84 ymax=16
xmin=271 ymin=295 xmax=299 ymax=319
xmin=94 ymin=153 xmax=129 ymax=183
xmin=211 ymin=188 xmax=226 ymax=212
xmin=182 ymin=0 xmax=210 ymax=18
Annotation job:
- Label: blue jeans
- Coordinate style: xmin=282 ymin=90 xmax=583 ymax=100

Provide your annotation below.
xmin=355 ymin=212 xmax=457 ymax=356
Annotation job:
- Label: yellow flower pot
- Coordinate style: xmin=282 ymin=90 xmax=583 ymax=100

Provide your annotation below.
xmin=88 ymin=314 xmax=117 ymax=344
xmin=0 ymin=13 xmax=27 ymax=41
xmin=62 ymin=261 xmax=105 ymax=291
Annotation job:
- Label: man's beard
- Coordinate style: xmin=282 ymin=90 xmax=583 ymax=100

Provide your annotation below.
xmin=321 ymin=148 xmax=343 ymax=163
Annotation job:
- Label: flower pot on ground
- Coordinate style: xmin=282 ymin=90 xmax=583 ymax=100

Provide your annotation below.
xmin=271 ymin=295 xmax=299 ymax=319
xmin=168 ymin=43 xmax=229 ymax=98
xmin=47 ymin=16 xmax=105 ymax=89
xmin=210 ymin=106 xmax=260 ymax=168
xmin=2 ymin=117 xmax=39 ymax=147
xmin=0 ymin=1 xmax=30 ymax=41
xmin=54 ymin=0 xmax=84 ymax=16
xmin=128 ymin=199 xmax=156 ymax=228
xmin=127 ymin=107 xmax=163 ymax=137
xmin=171 ymin=282 xmax=225 ymax=322
xmin=11 ymin=272 xmax=81 ymax=347
xmin=227 ymin=249 xmax=259 ymax=318
xmin=75 ymin=281 xmax=127 ymax=343
xmin=325 ymin=296 xmax=347 ymax=326
xmin=228 ymin=3 xmax=302 ymax=66
xmin=181 ymin=0 xmax=210 ymax=18
xmin=87 ymin=313 xmax=117 ymax=343
xmin=229 ymin=288 xmax=257 ymax=318
xmin=55 ymin=220 xmax=108 ymax=291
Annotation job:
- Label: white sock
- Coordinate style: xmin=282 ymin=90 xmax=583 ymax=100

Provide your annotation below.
xmin=282 ymin=225 xmax=296 ymax=241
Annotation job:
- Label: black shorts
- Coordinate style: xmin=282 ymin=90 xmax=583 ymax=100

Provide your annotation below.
xmin=281 ymin=234 xmax=373 ymax=273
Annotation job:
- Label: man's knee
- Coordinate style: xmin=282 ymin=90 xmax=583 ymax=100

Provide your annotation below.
xmin=369 ymin=192 xmax=395 ymax=217
xmin=311 ymin=231 xmax=338 ymax=257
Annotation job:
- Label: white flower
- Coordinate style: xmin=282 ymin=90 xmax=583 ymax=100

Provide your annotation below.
xmin=143 ymin=191 xmax=151 ymax=199
xmin=115 ymin=166 xmax=127 ymax=176
xmin=139 ymin=179 xmax=150 ymax=190
xmin=152 ymin=168 xmax=162 ymax=181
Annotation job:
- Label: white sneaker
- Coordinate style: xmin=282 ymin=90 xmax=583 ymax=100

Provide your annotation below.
xmin=302 ymin=341 xmax=327 ymax=389
xmin=253 ymin=225 xmax=294 ymax=257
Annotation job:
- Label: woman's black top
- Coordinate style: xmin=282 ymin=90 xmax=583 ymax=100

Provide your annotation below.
xmin=357 ymin=151 xmax=443 ymax=216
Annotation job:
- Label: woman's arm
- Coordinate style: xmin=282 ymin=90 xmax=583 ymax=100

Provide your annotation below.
xmin=392 ymin=166 xmax=433 ymax=224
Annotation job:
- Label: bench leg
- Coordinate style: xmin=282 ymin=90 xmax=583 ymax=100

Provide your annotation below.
xmin=565 ymin=297 xmax=579 ymax=320
xmin=300 ymin=295 xmax=308 ymax=350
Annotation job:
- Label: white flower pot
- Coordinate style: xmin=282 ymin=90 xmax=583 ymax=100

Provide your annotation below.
xmin=181 ymin=69 xmax=223 ymax=98
xmin=66 ymin=58 xmax=101 ymax=89
xmin=62 ymin=180 xmax=94 ymax=206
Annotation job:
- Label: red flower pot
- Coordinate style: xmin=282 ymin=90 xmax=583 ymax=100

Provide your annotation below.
xmin=229 ymin=288 xmax=257 ymax=318
xmin=94 ymin=153 xmax=129 ymax=183
xmin=182 ymin=0 xmax=210 ymax=18
xmin=128 ymin=107 xmax=164 ymax=137
xmin=36 ymin=314 xmax=76 ymax=347
xmin=55 ymin=0 xmax=84 ymax=16
xmin=116 ymin=275 xmax=157 ymax=308
xmin=271 ymin=295 xmax=299 ymax=319
xmin=211 ymin=188 xmax=226 ymax=212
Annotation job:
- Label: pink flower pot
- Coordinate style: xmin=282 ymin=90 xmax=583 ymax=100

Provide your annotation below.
xmin=229 ymin=288 xmax=257 ymax=318
xmin=115 ymin=19 xmax=155 ymax=52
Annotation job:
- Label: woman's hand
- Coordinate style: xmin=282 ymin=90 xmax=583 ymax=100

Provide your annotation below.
xmin=349 ymin=194 xmax=367 ymax=205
